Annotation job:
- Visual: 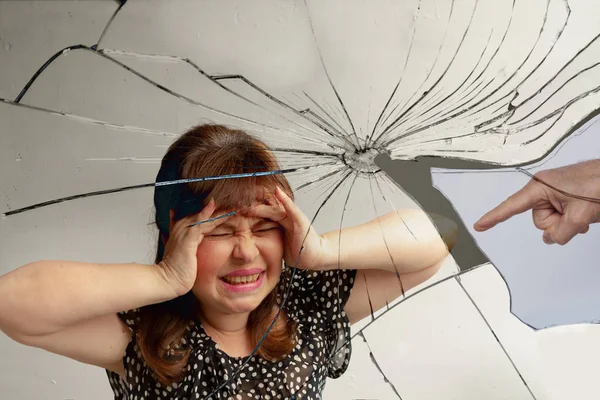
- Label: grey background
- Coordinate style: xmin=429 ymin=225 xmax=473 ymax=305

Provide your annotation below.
xmin=1 ymin=1 xmax=599 ymax=399
xmin=431 ymin=113 xmax=600 ymax=329
xmin=377 ymin=153 xmax=492 ymax=270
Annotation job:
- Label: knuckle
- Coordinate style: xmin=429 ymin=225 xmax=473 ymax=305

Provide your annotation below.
xmin=549 ymin=230 xmax=567 ymax=245
xmin=568 ymin=208 xmax=593 ymax=226
xmin=532 ymin=220 xmax=546 ymax=230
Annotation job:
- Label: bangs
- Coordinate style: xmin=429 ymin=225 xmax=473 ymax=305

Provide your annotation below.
xmin=206 ymin=174 xmax=290 ymax=212
xmin=180 ymin=140 xmax=293 ymax=213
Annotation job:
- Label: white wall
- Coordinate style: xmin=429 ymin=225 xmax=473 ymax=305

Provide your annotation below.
xmin=1 ymin=1 xmax=600 ymax=399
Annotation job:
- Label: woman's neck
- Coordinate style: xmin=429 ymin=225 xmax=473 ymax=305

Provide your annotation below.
xmin=198 ymin=309 xmax=255 ymax=358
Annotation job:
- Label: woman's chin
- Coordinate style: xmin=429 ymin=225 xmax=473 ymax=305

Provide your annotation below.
xmin=223 ymin=287 xmax=276 ymax=315
xmin=226 ymin=298 xmax=266 ymax=315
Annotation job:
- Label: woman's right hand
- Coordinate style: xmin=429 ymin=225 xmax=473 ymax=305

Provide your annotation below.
xmin=157 ymin=199 xmax=231 ymax=296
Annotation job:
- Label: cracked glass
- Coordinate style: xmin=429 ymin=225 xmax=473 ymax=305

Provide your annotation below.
xmin=1 ymin=0 xmax=600 ymax=399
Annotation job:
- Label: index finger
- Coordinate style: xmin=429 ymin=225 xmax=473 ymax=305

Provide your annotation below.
xmin=473 ymin=181 xmax=542 ymax=232
xmin=187 ymin=210 xmax=236 ymax=228
xmin=246 ymin=203 xmax=286 ymax=222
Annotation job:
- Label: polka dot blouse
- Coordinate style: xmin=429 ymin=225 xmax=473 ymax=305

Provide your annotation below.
xmin=106 ymin=266 xmax=357 ymax=399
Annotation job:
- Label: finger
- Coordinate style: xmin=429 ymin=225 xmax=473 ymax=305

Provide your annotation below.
xmin=274 ymin=186 xmax=300 ymax=215
xmin=175 ymin=199 xmax=216 ymax=230
xmin=248 ymin=203 xmax=286 ymax=222
xmin=274 ymin=186 xmax=310 ymax=227
xmin=189 ymin=210 xmax=235 ymax=230
xmin=532 ymin=208 xmax=559 ymax=230
xmin=192 ymin=210 xmax=235 ymax=227
xmin=474 ymin=181 xmax=542 ymax=231
xmin=545 ymin=206 xmax=593 ymax=245
xmin=184 ymin=200 xmax=233 ymax=229
xmin=198 ymin=198 xmax=217 ymax=220
xmin=542 ymin=229 xmax=555 ymax=245
xmin=264 ymin=193 xmax=280 ymax=207
xmin=165 ymin=201 xmax=229 ymax=248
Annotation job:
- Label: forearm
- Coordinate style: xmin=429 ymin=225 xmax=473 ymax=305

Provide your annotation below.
xmin=319 ymin=209 xmax=456 ymax=274
xmin=0 ymin=260 xmax=178 ymax=337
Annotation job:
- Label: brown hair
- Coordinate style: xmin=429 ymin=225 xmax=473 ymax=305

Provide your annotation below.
xmin=137 ymin=124 xmax=296 ymax=385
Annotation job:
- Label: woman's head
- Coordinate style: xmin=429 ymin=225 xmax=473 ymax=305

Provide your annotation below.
xmin=138 ymin=125 xmax=297 ymax=385
xmin=154 ymin=124 xmax=293 ymax=315
xmin=154 ymin=124 xmax=293 ymax=233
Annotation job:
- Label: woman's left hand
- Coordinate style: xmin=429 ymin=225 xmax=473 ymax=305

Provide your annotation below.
xmin=249 ymin=186 xmax=327 ymax=270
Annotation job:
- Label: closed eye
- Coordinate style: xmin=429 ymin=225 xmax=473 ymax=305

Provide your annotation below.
xmin=256 ymin=227 xmax=278 ymax=232
xmin=254 ymin=225 xmax=280 ymax=234
xmin=205 ymin=232 xmax=233 ymax=238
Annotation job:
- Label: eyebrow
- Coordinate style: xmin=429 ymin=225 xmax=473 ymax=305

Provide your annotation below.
xmin=218 ymin=218 xmax=275 ymax=230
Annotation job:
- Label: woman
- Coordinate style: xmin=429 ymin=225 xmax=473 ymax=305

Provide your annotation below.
xmin=0 ymin=124 xmax=456 ymax=399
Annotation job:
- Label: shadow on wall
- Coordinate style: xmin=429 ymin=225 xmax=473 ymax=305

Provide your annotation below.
xmin=376 ymin=153 xmax=495 ymax=270
xmin=375 ymin=108 xmax=600 ymax=272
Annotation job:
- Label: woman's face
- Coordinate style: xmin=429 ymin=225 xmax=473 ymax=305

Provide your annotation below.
xmin=191 ymin=204 xmax=284 ymax=316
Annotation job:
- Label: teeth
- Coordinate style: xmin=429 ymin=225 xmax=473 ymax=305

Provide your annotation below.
xmin=223 ymin=273 xmax=260 ymax=285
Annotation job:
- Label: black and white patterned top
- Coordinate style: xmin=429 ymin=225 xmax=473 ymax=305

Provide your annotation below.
xmin=106 ymin=266 xmax=357 ymax=399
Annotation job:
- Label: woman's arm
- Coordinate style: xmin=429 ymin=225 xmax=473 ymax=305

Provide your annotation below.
xmin=253 ymin=189 xmax=458 ymax=324
xmin=319 ymin=209 xmax=457 ymax=274
xmin=344 ymin=257 xmax=447 ymax=324
xmin=0 ymin=260 xmax=181 ymax=377
xmin=257 ymin=187 xmax=456 ymax=275
xmin=0 ymin=203 xmax=227 ymax=377
xmin=0 ymin=260 xmax=178 ymax=338
xmin=324 ymin=210 xmax=456 ymax=324
xmin=0 ymin=202 xmax=224 ymax=338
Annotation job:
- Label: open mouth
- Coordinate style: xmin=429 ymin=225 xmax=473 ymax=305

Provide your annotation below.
xmin=221 ymin=273 xmax=262 ymax=285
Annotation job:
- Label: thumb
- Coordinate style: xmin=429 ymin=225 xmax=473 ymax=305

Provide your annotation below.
xmin=544 ymin=205 xmax=592 ymax=245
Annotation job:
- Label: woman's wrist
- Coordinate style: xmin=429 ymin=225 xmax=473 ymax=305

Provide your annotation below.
xmin=313 ymin=234 xmax=340 ymax=271
xmin=154 ymin=260 xmax=195 ymax=298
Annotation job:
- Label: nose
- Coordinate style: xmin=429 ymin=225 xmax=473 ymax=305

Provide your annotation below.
xmin=232 ymin=234 xmax=260 ymax=262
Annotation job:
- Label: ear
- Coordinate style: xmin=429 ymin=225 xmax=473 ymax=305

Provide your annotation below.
xmin=169 ymin=209 xmax=175 ymax=232
xmin=160 ymin=210 xmax=175 ymax=246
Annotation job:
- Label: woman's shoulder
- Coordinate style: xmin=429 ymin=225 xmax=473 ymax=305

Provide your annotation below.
xmin=278 ymin=265 xmax=356 ymax=335
xmin=278 ymin=265 xmax=357 ymax=306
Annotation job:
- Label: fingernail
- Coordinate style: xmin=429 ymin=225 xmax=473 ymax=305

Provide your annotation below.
xmin=473 ymin=222 xmax=486 ymax=232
